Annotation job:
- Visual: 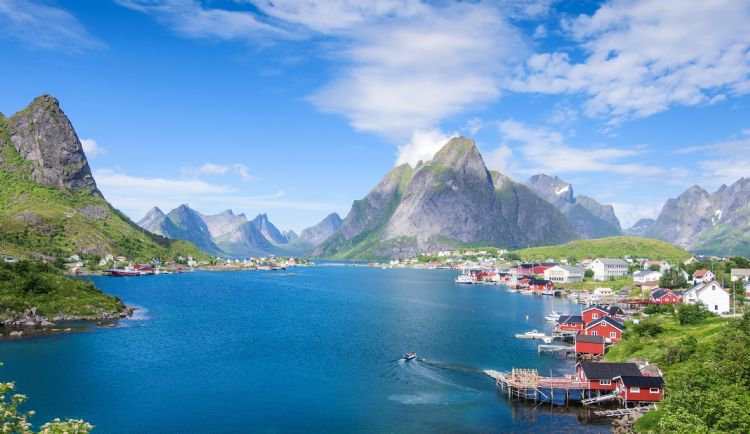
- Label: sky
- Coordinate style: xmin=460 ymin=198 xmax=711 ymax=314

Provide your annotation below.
xmin=1 ymin=0 xmax=749 ymax=233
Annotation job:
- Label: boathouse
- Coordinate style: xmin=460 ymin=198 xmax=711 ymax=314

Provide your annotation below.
xmin=583 ymin=316 xmax=624 ymax=343
xmin=649 ymin=288 xmax=682 ymax=305
xmin=574 ymin=333 xmax=605 ymax=356
xmin=576 ymin=362 xmax=641 ymax=392
xmin=528 ymin=277 xmax=554 ymax=292
xmin=557 ymin=314 xmax=584 ymax=332
xmin=614 ymin=375 xmax=665 ymax=402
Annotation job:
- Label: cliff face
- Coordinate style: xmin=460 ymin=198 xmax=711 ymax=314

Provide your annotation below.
xmin=317 ymin=137 xmax=577 ymax=259
xmin=625 ymin=218 xmax=656 ymax=237
xmin=299 ymin=213 xmax=341 ymax=247
xmin=0 ymin=96 xmax=207 ymax=261
xmin=7 ymin=95 xmax=99 ymax=195
xmin=648 ymin=179 xmax=750 ymax=256
xmin=525 ymin=174 xmax=622 ymax=238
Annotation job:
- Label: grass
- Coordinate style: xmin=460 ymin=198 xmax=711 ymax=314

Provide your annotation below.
xmin=513 ymin=236 xmax=692 ymax=263
xmin=0 ymin=261 xmax=125 ymax=322
xmin=604 ymin=314 xmax=726 ymax=364
xmin=556 ymin=276 xmax=634 ymax=292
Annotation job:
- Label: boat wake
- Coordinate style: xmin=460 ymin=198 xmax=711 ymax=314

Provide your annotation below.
xmin=388 ymin=359 xmax=480 ymax=405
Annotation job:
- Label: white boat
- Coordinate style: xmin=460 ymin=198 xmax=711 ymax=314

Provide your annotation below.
xmin=544 ymin=311 xmax=562 ymax=322
xmin=515 ymin=330 xmax=546 ymax=339
xmin=541 ymin=289 xmax=555 ymax=296
xmin=455 ymin=273 xmax=476 ymax=284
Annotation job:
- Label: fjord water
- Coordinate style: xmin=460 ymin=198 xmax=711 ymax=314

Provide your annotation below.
xmin=1 ymin=268 xmax=607 ymax=432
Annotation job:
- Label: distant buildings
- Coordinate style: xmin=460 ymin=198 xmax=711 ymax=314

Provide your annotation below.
xmin=633 ymin=270 xmax=662 ymax=285
xmin=692 ymin=269 xmax=715 ymax=284
xmin=588 ymin=258 xmax=628 ymax=281
xmin=682 ymin=280 xmax=730 ymax=314
xmin=544 ymin=265 xmax=585 ymax=283
xmin=730 ymin=268 xmax=750 ymax=282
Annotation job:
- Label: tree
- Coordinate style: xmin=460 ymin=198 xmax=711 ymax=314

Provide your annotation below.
xmin=584 ymin=269 xmax=594 ymax=279
xmin=659 ymin=269 xmax=688 ymax=289
xmin=0 ymin=380 xmax=93 ymax=433
xmin=677 ymin=302 xmax=711 ymax=325
xmin=649 ymin=264 xmax=662 ymax=271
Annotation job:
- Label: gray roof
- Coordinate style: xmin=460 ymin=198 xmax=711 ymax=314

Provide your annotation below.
xmin=579 ymin=362 xmax=641 ymax=380
xmin=575 ymin=334 xmax=605 ymax=344
xmin=556 ymin=265 xmax=585 ymax=273
xmin=596 ymin=258 xmax=628 ymax=266
xmin=634 ymin=270 xmax=660 ymax=277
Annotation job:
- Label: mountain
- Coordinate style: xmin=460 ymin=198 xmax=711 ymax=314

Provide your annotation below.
xmin=298 ymin=213 xmax=341 ymax=247
xmin=284 ymin=230 xmax=299 ymax=242
xmin=646 ymin=179 xmax=750 ymax=256
xmin=316 ymin=137 xmax=577 ymax=259
xmin=625 ymin=218 xmax=656 ymax=237
xmin=525 ymin=174 xmax=622 ymax=238
xmin=251 ymin=213 xmax=288 ymax=244
xmin=0 ymin=95 xmax=208 ymax=261
xmin=514 ymin=236 xmax=692 ymax=264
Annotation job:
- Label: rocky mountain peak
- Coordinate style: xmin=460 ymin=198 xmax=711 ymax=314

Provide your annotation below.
xmin=7 ymin=94 xmax=100 ymax=195
xmin=431 ymin=137 xmax=484 ymax=170
xmin=526 ymin=174 xmax=574 ymax=206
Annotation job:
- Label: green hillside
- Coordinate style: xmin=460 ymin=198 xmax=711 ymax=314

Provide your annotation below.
xmin=513 ymin=236 xmax=692 ymax=263
xmin=0 ymin=111 xmax=208 ymax=262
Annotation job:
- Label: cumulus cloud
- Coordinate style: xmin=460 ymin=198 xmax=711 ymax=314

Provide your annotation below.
xmin=484 ymin=144 xmax=516 ymax=175
xmin=611 ymin=202 xmax=664 ymax=230
xmin=80 ymin=139 xmax=105 ymax=159
xmin=395 ymin=129 xmax=456 ymax=167
xmin=675 ymin=130 xmax=750 ymax=189
xmin=310 ymin=2 xmax=526 ymax=140
xmin=0 ymin=0 xmax=104 ymax=51
xmin=512 ymin=0 xmax=750 ymax=124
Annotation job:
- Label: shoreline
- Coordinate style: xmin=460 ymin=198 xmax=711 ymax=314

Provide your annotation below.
xmin=0 ymin=305 xmax=137 ymax=339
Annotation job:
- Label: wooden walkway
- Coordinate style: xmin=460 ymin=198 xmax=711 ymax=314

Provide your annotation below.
xmin=581 ymin=393 xmax=618 ymax=406
xmin=484 ymin=368 xmax=589 ymax=404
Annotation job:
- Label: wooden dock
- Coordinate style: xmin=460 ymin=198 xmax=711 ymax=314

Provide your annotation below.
xmin=581 ymin=392 xmax=618 ymax=406
xmin=594 ymin=404 xmax=657 ymax=417
xmin=484 ymin=368 xmax=589 ymax=404
xmin=537 ymin=344 xmax=575 ymax=357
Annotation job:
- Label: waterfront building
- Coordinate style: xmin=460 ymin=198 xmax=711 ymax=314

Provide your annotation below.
xmin=589 ymin=258 xmax=628 ymax=281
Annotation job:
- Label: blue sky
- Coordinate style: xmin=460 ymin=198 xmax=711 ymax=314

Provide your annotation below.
xmin=1 ymin=0 xmax=749 ymax=232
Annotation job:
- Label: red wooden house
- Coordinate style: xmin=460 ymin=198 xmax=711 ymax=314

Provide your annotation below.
xmin=582 ymin=316 xmax=624 ymax=343
xmin=576 ymin=362 xmax=642 ymax=392
xmin=582 ymin=306 xmax=609 ymax=324
xmin=575 ymin=333 xmax=605 ymax=356
xmin=557 ymin=314 xmax=584 ymax=332
xmin=649 ymin=288 xmax=682 ymax=305
xmin=605 ymin=306 xmax=626 ymax=320
xmin=528 ymin=277 xmax=554 ymax=292
xmin=615 ymin=375 xmax=665 ymax=402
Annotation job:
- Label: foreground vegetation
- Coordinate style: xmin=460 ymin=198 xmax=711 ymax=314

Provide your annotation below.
xmin=513 ymin=237 xmax=692 ymax=263
xmin=606 ymin=308 xmax=750 ymax=432
xmin=0 ymin=261 xmax=125 ymax=323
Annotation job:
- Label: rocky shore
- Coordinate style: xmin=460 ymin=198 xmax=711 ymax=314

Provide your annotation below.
xmin=1 ymin=305 xmax=136 ymax=338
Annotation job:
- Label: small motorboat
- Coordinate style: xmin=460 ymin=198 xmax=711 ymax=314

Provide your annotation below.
xmin=515 ymin=330 xmax=546 ymax=339
xmin=544 ymin=311 xmax=562 ymax=322
xmin=403 ymin=352 xmax=417 ymax=360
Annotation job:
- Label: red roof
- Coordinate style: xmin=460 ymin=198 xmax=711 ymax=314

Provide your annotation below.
xmin=693 ymin=269 xmax=710 ymax=277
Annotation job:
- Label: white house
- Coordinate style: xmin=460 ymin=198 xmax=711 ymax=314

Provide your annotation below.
xmin=544 ymin=265 xmax=585 ymax=283
xmin=730 ymin=268 xmax=750 ymax=282
xmin=633 ymin=270 xmax=662 ymax=284
xmin=643 ymin=260 xmax=671 ymax=273
xmin=682 ymin=280 xmax=730 ymax=314
xmin=692 ymin=269 xmax=715 ymax=284
xmin=589 ymin=258 xmax=629 ymax=281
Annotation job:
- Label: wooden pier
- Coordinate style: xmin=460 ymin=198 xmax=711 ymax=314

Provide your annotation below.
xmin=537 ymin=344 xmax=576 ymax=357
xmin=484 ymin=368 xmax=589 ymax=405
xmin=594 ymin=404 xmax=657 ymax=417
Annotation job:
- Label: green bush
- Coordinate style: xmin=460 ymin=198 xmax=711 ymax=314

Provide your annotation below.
xmin=676 ymin=302 xmax=711 ymax=325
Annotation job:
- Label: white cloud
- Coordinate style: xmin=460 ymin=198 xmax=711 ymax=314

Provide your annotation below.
xmin=182 ymin=163 xmax=254 ymax=181
xmin=94 ymin=168 xmax=346 ymax=224
xmin=395 ymin=129 xmax=455 ymax=167
xmin=512 ymin=0 xmax=750 ymax=124
xmin=611 ymin=202 xmax=664 ymax=229
xmin=310 ymin=2 xmax=526 ymax=140
xmin=248 ymin=0 xmax=424 ymax=33
xmin=0 ymin=0 xmax=104 ymax=51
xmin=80 ymin=139 xmax=105 ymax=159
xmin=495 ymin=119 xmax=665 ymax=176
xmin=115 ymin=0 xmax=289 ymax=41
xmin=484 ymin=144 xmax=515 ymax=175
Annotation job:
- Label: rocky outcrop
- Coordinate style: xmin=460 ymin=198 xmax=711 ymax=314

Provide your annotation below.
xmin=299 ymin=213 xmax=341 ymax=247
xmin=526 ymin=174 xmax=622 ymax=238
xmin=1 ymin=306 xmax=135 ymax=329
xmin=647 ymin=178 xmax=750 ymax=255
xmin=7 ymin=95 xmax=100 ymax=195
xmin=251 ymin=213 xmax=288 ymax=244
xmin=318 ymin=137 xmax=577 ymax=258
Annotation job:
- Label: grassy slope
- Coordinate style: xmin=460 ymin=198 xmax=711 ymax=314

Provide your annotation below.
xmin=513 ymin=236 xmax=692 ymax=263
xmin=0 ymin=116 xmax=209 ymax=262
xmin=0 ymin=261 xmax=125 ymax=322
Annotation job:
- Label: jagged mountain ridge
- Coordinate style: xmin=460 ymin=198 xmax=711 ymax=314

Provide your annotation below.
xmin=299 ymin=213 xmax=341 ymax=247
xmin=0 ymin=95 xmax=208 ymax=261
xmin=316 ymin=137 xmax=578 ymax=259
xmin=625 ymin=218 xmax=656 ymax=237
xmin=646 ymin=179 xmax=750 ymax=256
xmin=525 ymin=174 xmax=622 ymax=238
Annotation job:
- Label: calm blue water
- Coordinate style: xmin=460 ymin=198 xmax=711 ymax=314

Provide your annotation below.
xmin=0 ymin=267 xmax=608 ymax=433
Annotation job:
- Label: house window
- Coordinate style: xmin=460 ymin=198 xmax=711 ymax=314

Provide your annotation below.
xmin=592 ymin=331 xmax=598 ymax=336
xmin=592 ymin=313 xmax=599 ymax=319
xmin=610 ymin=332 xmax=617 ymax=338
xmin=650 ymin=388 xmax=660 ymax=394
xmin=715 ymin=305 xmax=718 ymax=311
xmin=600 ymin=379 xmax=611 ymax=386
xmin=630 ymin=387 xmax=640 ymax=393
